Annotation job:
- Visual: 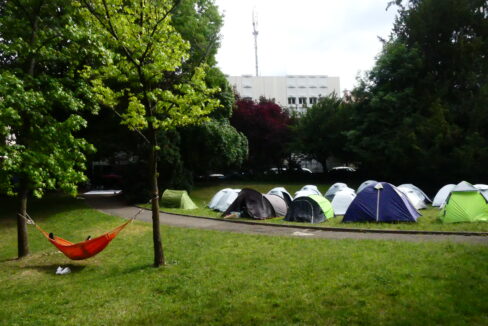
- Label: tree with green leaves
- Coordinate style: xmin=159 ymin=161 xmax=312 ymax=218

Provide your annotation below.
xmin=350 ymin=0 xmax=487 ymax=184
xmin=79 ymin=0 xmax=220 ymax=267
xmin=291 ymin=94 xmax=353 ymax=170
xmin=0 ymin=0 xmax=97 ymax=258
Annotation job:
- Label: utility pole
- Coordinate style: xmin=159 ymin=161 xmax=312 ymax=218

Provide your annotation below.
xmin=252 ymin=9 xmax=259 ymax=76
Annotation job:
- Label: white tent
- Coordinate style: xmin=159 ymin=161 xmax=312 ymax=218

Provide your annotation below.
xmin=432 ymin=184 xmax=456 ymax=207
xmin=267 ymin=187 xmax=293 ymax=205
xmin=398 ymin=184 xmax=432 ymax=202
xmin=294 ymin=189 xmax=321 ymax=199
xmin=397 ymin=186 xmax=427 ymax=210
xmin=474 ymin=184 xmax=488 ymax=198
xmin=324 ymin=183 xmax=348 ymax=201
xmin=357 ymin=180 xmax=378 ymax=193
xmin=299 ymin=185 xmax=322 ymax=196
xmin=208 ymin=188 xmax=241 ymax=212
xmin=331 ymin=190 xmax=356 ymax=215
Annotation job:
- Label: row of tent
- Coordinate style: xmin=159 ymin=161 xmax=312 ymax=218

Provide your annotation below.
xmin=207 ymin=181 xmax=488 ymax=224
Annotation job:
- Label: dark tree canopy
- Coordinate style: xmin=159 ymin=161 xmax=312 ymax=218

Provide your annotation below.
xmin=231 ymin=98 xmax=292 ymax=172
xmin=348 ymin=0 xmax=488 ymax=185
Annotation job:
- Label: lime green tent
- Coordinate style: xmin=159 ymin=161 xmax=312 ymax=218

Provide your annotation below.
xmin=309 ymin=194 xmax=334 ymax=219
xmin=440 ymin=181 xmax=488 ymax=223
xmin=161 ymin=189 xmax=198 ymax=210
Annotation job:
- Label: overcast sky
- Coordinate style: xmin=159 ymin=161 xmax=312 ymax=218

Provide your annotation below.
xmin=213 ymin=0 xmax=398 ymax=93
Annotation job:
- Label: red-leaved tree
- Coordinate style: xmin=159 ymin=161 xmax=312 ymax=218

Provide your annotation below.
xmin=231 ymin=98 xmax=292 ymax=172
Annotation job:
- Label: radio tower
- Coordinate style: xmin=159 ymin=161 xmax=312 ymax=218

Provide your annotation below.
xmin=252 ymin=9 xmax=259 ymax=76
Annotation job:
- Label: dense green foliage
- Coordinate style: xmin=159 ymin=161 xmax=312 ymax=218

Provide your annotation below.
xmin=293 ymin=0 xmax=487 ymax=186
xmin=81 ymin=0 xmax=247 ymax=194
xmin=0 ymin=1 xmax=96 ymax=198
xmin=350 ymin=0 xmax=488 ymax=184
xmin=291 ymin=94 xmax=353 ymax=169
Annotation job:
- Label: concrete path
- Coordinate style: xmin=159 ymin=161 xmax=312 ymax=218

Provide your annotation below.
xmin=84 ymin=196 xmax=488 ymax=245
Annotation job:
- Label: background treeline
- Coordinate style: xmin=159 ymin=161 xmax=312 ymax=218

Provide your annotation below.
xmin=83 ymin=0 xmax=486 ymax=199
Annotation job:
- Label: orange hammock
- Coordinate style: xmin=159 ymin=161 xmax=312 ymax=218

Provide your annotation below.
xmin=34 ymin=220 xmax=132 ymax=260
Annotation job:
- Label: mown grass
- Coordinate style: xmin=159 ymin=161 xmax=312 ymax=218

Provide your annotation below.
xmin=1 ymin=195 xmax=487 ymax=325
xmin=160 ymin=181 xmax=488 ymax=232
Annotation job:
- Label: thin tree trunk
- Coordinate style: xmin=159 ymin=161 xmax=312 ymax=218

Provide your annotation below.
xmin=149 ymin=125 xmax=164 ymax=267
xmin=17 ymin=185 xmax=29 ymax=258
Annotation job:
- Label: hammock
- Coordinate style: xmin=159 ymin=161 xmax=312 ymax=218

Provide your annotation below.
xmin=34 ymin=220 xmax=131 ymax=260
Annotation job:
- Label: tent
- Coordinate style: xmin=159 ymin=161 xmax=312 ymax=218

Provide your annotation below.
xmin=299 ymin=185 xmax=321 ymax=195
xmin=357 ymin=180 xmax=378 ymax=193
xmin=208 ymin=188 xmax=240 ymax=212
xmin=440 ymin=181 xmax=488 ymax=223
xmin=432 ymin=184 xmax=456 ymax=207
xmin=161 ymin=189 xmax=198 ymax=210
xmin=343 ymin=182 xmax=420 ymax=223
xmin=267 ymin=187 xmax=293 ymax=206
xmin=324 ymin=182 xmax=348 ymax=201
xmin=397 ymin=186 xmax=427 ymax=210
xmin=331 ymin=190 xmax=356 ymax=215
xmin=294 ymin=185 xmax=321 ymax=199
xmin=263 ymin=194 xmax=288 ymax=216
xmin=398 ymin=184 xmax=432 ymax=202
xmin=474 ymin=184 xmax=488 ymax=197
xmin=284 ymin=195 xmax=334 ymax=223
xmin=222 ymin=188 xmax=285 ymax=219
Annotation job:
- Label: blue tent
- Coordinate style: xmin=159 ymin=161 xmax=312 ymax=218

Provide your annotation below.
xmin=343 ymin=182 xmax=420 ymax=223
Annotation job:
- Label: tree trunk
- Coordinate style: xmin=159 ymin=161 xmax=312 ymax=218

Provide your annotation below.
xmin=149 ymin=126 xmax=164 ymax=267
xmin=17 ymin=186 xmax=29 ymax=258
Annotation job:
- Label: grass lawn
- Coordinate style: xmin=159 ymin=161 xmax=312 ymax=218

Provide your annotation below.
xmin=1 ymin=195 xmax=487 ymax=325
xmin=158 ymin=181 xmax=488 ymax=232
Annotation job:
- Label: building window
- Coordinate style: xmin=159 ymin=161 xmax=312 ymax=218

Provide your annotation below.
xmin=298 ymin=97 xmax=307 ymax=105
xmin=309 ymin=97 xmax=317 ymax=105
xmin=288 ymin=97 xmax=296 ymax=105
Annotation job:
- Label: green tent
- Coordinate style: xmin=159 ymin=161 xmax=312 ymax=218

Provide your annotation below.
xmin=440 ymin=181 xmax=488 ymax=223
xmin=309 ymin=194 xmax=334 ymax=219
xmin=161 ymin=189 xmax=198 ymax=210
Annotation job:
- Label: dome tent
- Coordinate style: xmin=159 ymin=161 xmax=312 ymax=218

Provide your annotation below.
xmin=343 ymin=182 xmax=420 ymax=223
xmin=397 ymin=186 xmax=427 ymax=210
xmin=294 ymin=185 xmax=321 ymax=199
xmin=432 ymin=184 xmax=456 ymax=207
xmin=267 ymin=187 xmax=293 ymax=206
xmin=331 ymin=190 xmax=356 ymax=215
xmin=324 ymin=183 xmax=349 ymax=201
xmin=161 ymin=189 xmax=198 ymax=210
xmin=398 ymin=184 xmax=432 ymax=203
xmin=441 ymin=181 xmax=488 ymax=223
xmin=208 ymin=188 xmax=240 ymax=212
xmin=222 ymin=188 xmax=286 ymax=219
xmin=357 ymin=180 xmax=378 ymax=193
xmin=284 ymin=195 xmax=334 ymax=223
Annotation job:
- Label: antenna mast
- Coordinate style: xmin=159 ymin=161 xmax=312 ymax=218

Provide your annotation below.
xmin=252 ymin=9 xmax=259 ymax=76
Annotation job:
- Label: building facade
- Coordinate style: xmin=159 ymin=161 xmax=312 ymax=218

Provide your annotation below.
xmin=227 ymin=75 xmax=340 ymax=113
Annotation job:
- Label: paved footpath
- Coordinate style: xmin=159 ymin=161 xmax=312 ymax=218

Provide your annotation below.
xmin=85 ymin=196 xmax=488 ymax=245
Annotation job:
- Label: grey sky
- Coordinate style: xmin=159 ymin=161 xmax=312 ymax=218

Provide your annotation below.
xmin=214 ymin=0 xmax=398 ymax=93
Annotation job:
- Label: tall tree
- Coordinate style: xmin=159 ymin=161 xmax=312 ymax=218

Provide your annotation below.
xmin=231 ymin=98 xmax=292 ymax=172
xmin=291 ymin=94 xmax=353 ymax=170
xmin=0 ymin=0 xmax=97 ymax=258
xmin=350 ymin=0 xmax=487 ymax=184
xmin=80 ymin=0 xmax=219 ymax=267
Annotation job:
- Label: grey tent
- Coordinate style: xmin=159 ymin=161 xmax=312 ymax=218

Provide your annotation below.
xmin=263 ymin=194 xmax=288 ymax=216
xmin=223 ymin=188 xmax=285 ymax=219
xmin=267 ymin=187 xmax=293 ymax=206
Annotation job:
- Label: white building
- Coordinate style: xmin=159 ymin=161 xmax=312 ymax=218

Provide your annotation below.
xmin=227 ymin=75 xmax=340 ymax=113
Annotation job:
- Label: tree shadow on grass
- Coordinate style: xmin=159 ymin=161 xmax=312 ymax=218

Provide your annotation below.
xmin=23 ymin=263 xmax=87 ymax=275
